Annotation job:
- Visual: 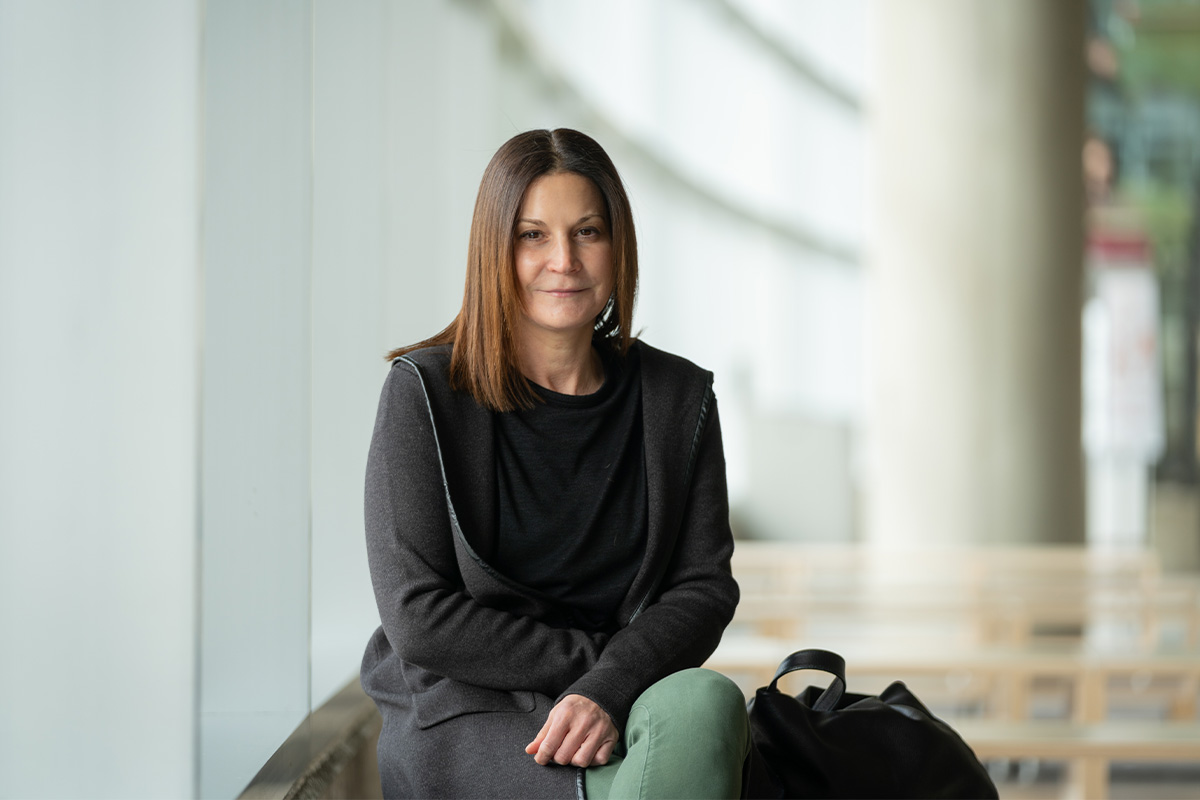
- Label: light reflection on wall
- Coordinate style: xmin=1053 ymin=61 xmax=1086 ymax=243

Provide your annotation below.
xmin=496 ymin=0 xmax=870 ymax=537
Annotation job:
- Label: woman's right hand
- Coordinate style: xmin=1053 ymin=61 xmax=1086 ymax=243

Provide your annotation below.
xmin=525 ymin=694 xmax=619 ymax=768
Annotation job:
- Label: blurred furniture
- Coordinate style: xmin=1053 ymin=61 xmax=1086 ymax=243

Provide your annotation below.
xmin=955 ymin=720 xmax=1200 ymax=800
xmin=730 ymin=542 xmax=1199 ymax=648
xmin=718 ymin=542 xmax=1200 ymax=800
xmin=707 ymin=636 xmax=1200 ymax=722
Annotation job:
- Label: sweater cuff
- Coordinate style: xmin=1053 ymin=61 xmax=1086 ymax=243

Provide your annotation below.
xmin=557 ymin=667 xmax=639 ymax=733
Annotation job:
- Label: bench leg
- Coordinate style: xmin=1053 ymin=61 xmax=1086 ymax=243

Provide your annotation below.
xmin=1067 ymin=757 xmax=1108 ymax=800
xmin=1004 ymin=672 xmax=1030 ymax=720
xmin=1170 ymin=673 xmax=1198 ymax=720
xmin=1074 ymin=672 xmax=1107 ymax=722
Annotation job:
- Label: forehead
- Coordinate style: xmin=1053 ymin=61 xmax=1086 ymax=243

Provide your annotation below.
xmin=519 ymin=172 xmax=604 ymax=215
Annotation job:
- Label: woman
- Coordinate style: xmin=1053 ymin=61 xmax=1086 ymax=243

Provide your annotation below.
xmin=361 ymin=128 xmax=749 ymax=799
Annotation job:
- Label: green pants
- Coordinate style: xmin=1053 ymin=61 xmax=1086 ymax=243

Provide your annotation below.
xmin=584 ymin=668 xmax=750 ymax=800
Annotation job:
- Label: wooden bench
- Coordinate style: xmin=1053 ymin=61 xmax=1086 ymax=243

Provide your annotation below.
xmin=730 ymin=582 xmax=1200 ymax=648
xmin=729 ymin=542 xmax=1200 ymax=648
xmin=954 ymin=720 xmax=1200 ymax=799
xmin=722 ymin=546 xmax=1200 ymax=798
xmin=731 ymin=542 xmax=1165 ymax=595
xmin=706 ymin=636 xmax=1200 ymax=722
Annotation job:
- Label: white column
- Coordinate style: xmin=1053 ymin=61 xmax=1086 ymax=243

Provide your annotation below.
xmin=866 ymin=0 xmax=1087 ymax=546
xmin=0 ymin=1 xmax=201 ymax=797
xmin=199 ymin=1 xmax=313 ymax=796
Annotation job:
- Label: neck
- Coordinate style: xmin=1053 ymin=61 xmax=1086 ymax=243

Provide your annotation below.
xmin=517 ymin=328 xmax=604 ymax=395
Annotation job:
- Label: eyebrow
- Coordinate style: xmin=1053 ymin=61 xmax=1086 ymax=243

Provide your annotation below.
xmin=516 ymin=213 xmax=605 ymax=226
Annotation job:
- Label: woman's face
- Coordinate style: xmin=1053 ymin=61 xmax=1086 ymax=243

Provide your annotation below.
xmin=513 ymin=171 xmax=614 ymax=346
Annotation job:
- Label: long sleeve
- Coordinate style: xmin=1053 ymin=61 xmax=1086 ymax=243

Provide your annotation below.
xmin=559 ymin=397 xmax=740 ymax=728
xmin=364 ymin=361 xmax=606 ymax=698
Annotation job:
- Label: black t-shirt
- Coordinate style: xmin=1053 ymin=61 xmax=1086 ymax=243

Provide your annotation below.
xmin=493 ymin=345 xmax=646 ymax=632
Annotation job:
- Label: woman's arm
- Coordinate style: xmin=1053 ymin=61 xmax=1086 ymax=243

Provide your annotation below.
xmin=558 ymin=397 xmax=740 ymax=729
xmin=365 ymin=362 xmax=605 ymax=698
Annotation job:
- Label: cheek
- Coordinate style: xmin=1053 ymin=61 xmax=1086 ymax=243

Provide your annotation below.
xmin=596 ymin=249 xmax=615 ymax=291
xmin=514 ymin=252 xmax=537 ymax=292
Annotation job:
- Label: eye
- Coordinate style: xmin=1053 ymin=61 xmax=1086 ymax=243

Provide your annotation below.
xmin=519 ymin=230 xmax=543 ymax=241
xmin=577 ymin=227 xmax=600 ymax=238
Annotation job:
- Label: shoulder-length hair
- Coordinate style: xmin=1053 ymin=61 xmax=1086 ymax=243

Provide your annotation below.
xmin=386 ymin=128 xmax=639 ymax=412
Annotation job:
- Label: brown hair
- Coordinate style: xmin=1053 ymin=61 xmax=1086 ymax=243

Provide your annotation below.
xmin=386 ymin=128 xmax=639 ymax=411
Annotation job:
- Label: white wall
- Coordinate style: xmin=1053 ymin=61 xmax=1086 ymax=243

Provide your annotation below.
xmin=0 ymin=1 xmax=201 ymax=796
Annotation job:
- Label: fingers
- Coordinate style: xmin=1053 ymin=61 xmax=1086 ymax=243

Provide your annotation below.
xmin=528 ymin=701 xmax=573 ymax=765
xmin=592 ymin=737 xmax=617 ymax=766
xmin=568 ymin=729 xmax=617 ymax=768
xmin=528 ymin=694 xmax=619 ymax=767
xmin=524 ymin=716 xmax=552 ymax=756
xmin=533 ymin=713 xmax=572 ymax=766
xmin=558 ymin=724 xmax=594 ymax=768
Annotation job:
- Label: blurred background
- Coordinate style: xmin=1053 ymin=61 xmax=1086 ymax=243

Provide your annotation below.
xmin=1 ymin=0 xmax=1199 ymax=797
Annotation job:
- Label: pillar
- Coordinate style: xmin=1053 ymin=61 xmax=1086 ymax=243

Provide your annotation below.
xmin=866 ymin=0 xmax=1087 ymax=546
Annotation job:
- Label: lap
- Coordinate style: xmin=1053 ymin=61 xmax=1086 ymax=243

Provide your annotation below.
xmin=375 ymin=688 xmax=579 ymax=799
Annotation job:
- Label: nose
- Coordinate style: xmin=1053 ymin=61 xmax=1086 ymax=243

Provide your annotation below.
xmin=546 ymin=237 xmax=578 ymax=273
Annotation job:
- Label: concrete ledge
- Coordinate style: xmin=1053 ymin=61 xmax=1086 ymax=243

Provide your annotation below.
xmin=238 ymin=679 xmax=382 ymax=800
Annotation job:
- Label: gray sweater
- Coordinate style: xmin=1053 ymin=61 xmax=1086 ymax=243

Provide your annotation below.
xmin=360 ymin=340 xmax=740 ymax=798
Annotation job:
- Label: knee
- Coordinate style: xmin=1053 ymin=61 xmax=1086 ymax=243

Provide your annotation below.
xmin=685 ymin=668 xmax=747 ymax=719
xmin=640 ymin=668 xmax=747 ymax=731
xmin=628 ymin=668 xmax=749 ymax=766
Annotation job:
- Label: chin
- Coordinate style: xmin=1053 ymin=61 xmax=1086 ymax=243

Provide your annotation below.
xmin=527 ymin=316 xmax=596 ymax=338
xmin=528 ymin=308 xmax=604 ymax=336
